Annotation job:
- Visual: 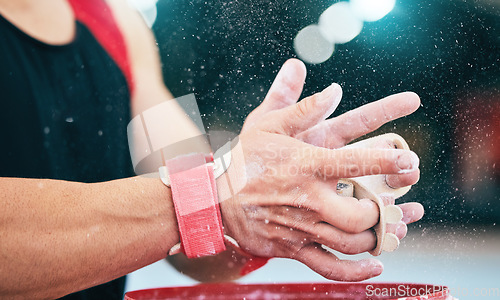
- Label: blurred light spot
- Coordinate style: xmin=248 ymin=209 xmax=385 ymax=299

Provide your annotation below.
xmin=319 ymin=2 xmax=364 ymax=44
xmin=350 ymin=0 xmax=396 ymax=22
xmin=294 ymin=25 xmax=335 ymax=65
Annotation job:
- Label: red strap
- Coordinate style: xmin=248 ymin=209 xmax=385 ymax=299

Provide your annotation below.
xmin=167 ymin=154 xmax=226 ymax=258
xmin=67 ymin=0 xmax=135 ymax=94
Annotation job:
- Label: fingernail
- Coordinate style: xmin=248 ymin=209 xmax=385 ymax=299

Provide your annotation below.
xmin=320 ymin=83 xmax=342 ymax=103
xmin=402 ymin=208 xmax=416 ymax=224
xmin=396 ymin=222 xmax=406 ymax=238
xmin=397 ymin=151 xmax=419 ymax=173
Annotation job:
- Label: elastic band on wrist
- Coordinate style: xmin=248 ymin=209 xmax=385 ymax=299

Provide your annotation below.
xmin=163 ymin=153 xmax=224 ymax=258
xmin=159 ymin=142 xmax=232 ymax=258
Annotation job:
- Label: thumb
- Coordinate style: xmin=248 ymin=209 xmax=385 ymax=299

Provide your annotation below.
xmin=261 ymin=83 xmax=342 ymax=136
xmin=243 ymin=59 xmax=306 ymax=131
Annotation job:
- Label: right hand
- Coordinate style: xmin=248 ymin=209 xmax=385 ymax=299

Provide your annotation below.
xmin=217 ymin=82 xmax=421 ymax=282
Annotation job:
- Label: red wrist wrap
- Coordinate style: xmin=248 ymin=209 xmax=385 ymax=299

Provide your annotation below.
xmin=166 ymin=153 xmax=226 ymax=258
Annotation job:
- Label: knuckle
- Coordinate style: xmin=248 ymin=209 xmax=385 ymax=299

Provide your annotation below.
xmin=322 ymin=267 xmax=337 ymax=280
xmin=268 ymin=89 xmax=288 ymax=105
xmin=294 ymin=99 xmax=311 ymax=120
xmin=326 ymin=265 xmax=361 ymax=282
xmin=337 ymin=239 xmax=350 ymax=253
xmin=358 ymin=111 xmax=374 ymax=132
xmin=286 ymin=241 xmax=302 ymax=255
xmin=337 ymin=239 xmax=358 ymax=254
xmin=324 ymin=265 xmax=348 ymax=281
xmin=288 ymin=243 xmax=306 ymax=259
xmin=376 ymin=155 xmax=388 ymax=173
xmin=291 ymin=218 xmax=312 ymax=234
xmin=379 ymin=101 xmax=391 ymax=122
xmin=291 ymin=194 xmax=309 ymax=208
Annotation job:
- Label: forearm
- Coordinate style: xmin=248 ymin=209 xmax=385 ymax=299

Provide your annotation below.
xmin=0 ymin=176 xmax=177 ymax=299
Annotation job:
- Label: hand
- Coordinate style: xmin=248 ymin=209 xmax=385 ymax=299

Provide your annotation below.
xmin=217 ymin=78 xmax=421 ymax=281
xmin=243 ymin=59 xmax=424 ymax=239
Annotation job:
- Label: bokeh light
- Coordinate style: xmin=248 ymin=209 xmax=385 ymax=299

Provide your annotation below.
xmin=295 ymin=0 xmax=396 ymax=64
xmin=350 ymin=0 xmax=396 ymax=22
xmin=319 ymin=2 xmax=364 ymax=44
xmin=293 ymin=25 xmax=335 ymax=64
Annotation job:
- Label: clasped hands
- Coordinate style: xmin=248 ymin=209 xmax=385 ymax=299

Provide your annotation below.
xmin=214 ymin=59 xmax=424 ymax=281
xmin=170 ymin=59 xmax=424 ymax=282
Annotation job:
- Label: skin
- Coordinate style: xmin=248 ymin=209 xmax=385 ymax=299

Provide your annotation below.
xmin=169 ymin=59 xmax=424 ymax=281
xmin=0 ymin=0 xmax=424 ymax=298
xmin=248 ymin=58 xmax=424 ymax=225
xmin=220 ymin=60 xmax=425 ymax=278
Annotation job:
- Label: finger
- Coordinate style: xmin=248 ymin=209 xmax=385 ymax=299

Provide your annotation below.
xmin=260 ymin=59 xmax=307 ymax=112
xmin=292 ymin=244 xmax=383 ymax=281
xmin=399 ymin=202 xmax=425 ymax=224
xmin=256 ymin=206 xmax=378 ymax=254
xmin=386 ymin=222 xmax=408 ymax=240
xmin=311 ymin=222 xmax=377 ymax=254
xmin=306 ymin=148 xmax=420 ymax=178
xmin=260 ymin=83 xmax=342 ymax=136
xmin=316 ymin=194 xmax=379 ymax=234
xmin=386 ymin=168 xmax=420 ymax=188
xmin=243 ymin=59 xmax=306 ymax=130
xmin=254 ymin=191 xmax=379 ymax=236
xmin=356 ymin=137 xmax=421 ymax=189
xmin=298 ymin=92 xmax=421 ymax=148
xmin=368 ymin=138 xmax=420 ymax=189
xmin=258 ymin=221 xmax=312 ymax=257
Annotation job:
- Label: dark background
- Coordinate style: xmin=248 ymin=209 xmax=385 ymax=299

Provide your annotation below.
xmin=152 ymin=0 xmax=500 ymax=226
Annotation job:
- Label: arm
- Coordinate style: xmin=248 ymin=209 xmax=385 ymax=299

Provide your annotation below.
xmin=0 ymin=176 xmax=178 ymax=299
xmin=0 ymin=1 xmax=207 ymax=297
xmin=0 ymin=2 xmax=424 ymax=298
xmin=107 ymin=0 xmax=211 ymax=163
xmin=165 ymin=60 xmax=425 ymax=282
xmin=0 ymin=79 xmax=422 ymax=298
xmin=106 ymin=0 xmax=243 ymax=280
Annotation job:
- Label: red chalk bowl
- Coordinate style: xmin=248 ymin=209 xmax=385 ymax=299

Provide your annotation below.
xmin=124 ymin=282 xmax=453 ymax=299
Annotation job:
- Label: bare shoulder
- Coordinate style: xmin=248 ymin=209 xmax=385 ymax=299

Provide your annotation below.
xmin=104 ymin=0 xmax=152 ymax=48
xmin=104 ymin=0 xmax=169 ymax=105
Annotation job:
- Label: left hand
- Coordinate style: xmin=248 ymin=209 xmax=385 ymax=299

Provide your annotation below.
xmin=167 ymin=59 xmax=424 ymax=282
xmin=243 ymin=58 xmax=424 ymax=236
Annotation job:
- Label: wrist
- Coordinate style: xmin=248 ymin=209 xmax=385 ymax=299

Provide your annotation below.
xmin=162 ymin=153 xmax=226 ymax=258
xmin=215 ymin=140 xmax=243 ymax=240
xmin=216 ymin=172 xmax=234 ymax=237
xmin=152 ymin=177 xmax=181 ymax=250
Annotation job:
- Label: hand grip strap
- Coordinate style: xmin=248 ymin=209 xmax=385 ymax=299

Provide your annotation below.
xmin=166 ymin=153 xmax=226 ymax=258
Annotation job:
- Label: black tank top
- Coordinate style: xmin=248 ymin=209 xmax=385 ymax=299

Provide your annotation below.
xmin=0 ymin=13 xmax=134 ymax=182
xmin=0 ymin=3 xmax=133 ymax=299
